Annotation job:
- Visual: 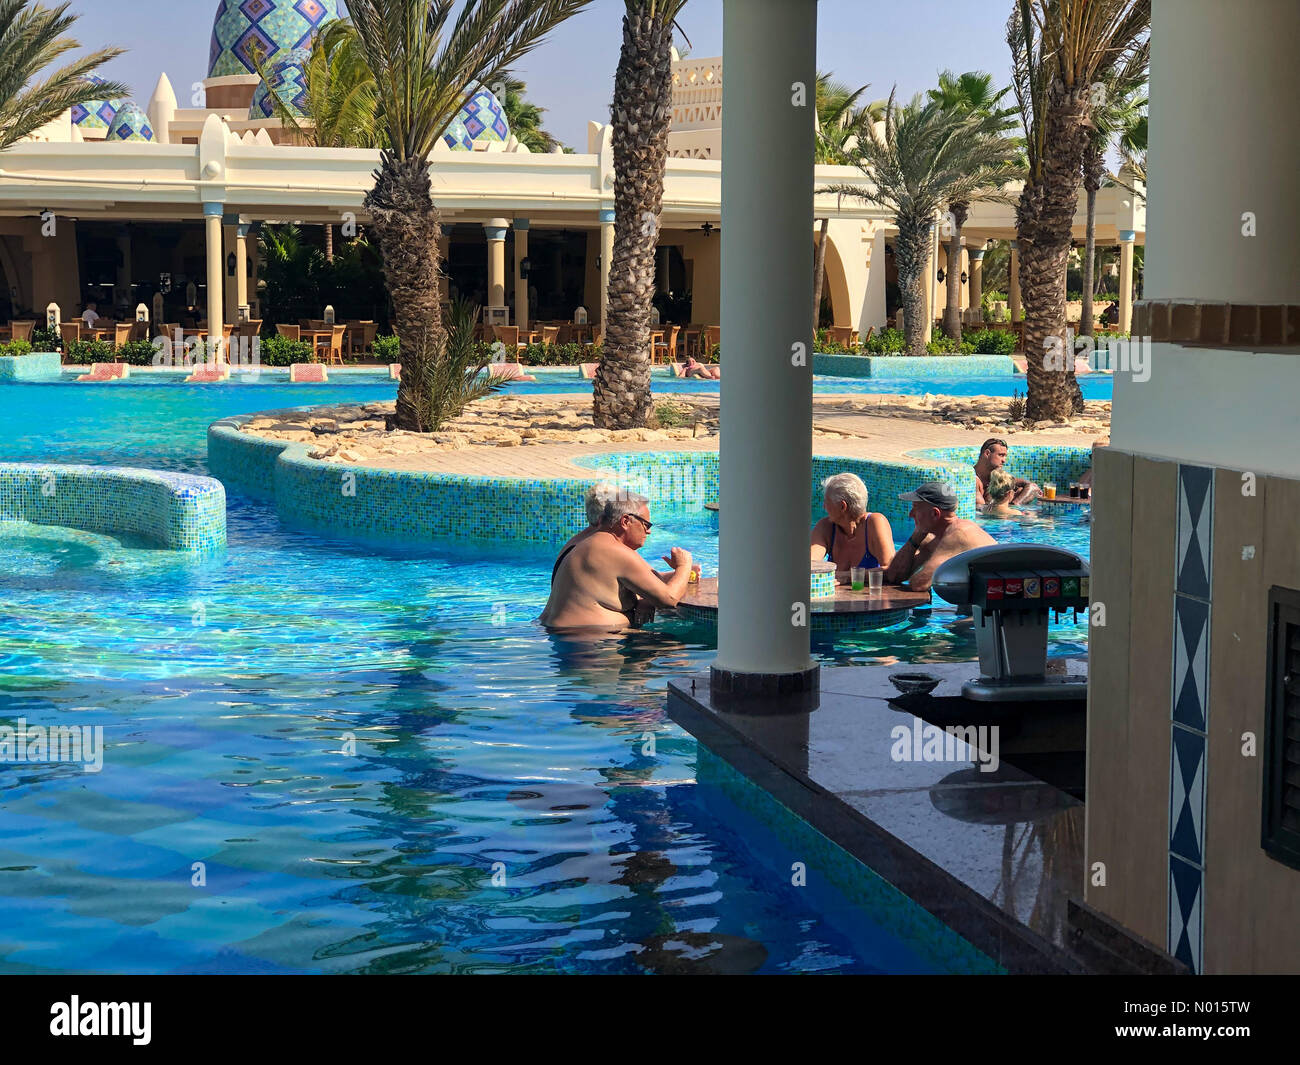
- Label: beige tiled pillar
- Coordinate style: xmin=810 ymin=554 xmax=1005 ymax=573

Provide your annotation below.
xmin=1118 ymin=230 xmax=1136 ymax=333
xmin=485 ymin=218 xmax=508 ymax=315
xmin=598 ymin=208 xmax=614 ymax=325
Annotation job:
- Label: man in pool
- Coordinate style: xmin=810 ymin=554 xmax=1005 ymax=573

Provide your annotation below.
xmin=973 ymin=437 xmax=1040 ymax=506
xmin=541 ymin=491 xmax=695 ymax=632
xmin=555 ymin=481 xmax=620 ymax=560
xmin=884 ymin=481 xmax=995 ymax=593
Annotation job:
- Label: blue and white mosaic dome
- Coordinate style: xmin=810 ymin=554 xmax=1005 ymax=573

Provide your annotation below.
xmin=208 ymin=0 xmax=338 ymax=78
xmin=70 ymin=74 xmax=125 ymax=133
xmin=443 ymin=87 xmax=511 ymax=150
xmin=248 ymin=47 xmax=311 ymax=119
xmin=105 ymin=102 xmax=154 ymax=142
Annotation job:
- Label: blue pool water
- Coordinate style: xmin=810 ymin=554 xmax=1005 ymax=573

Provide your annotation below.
xmin=0 ymin=380 xmax=1089 ymax=973
xmin=57 ymin=367 xmax=1115 ymax=401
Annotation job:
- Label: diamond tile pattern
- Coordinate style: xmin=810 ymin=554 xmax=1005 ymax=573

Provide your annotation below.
xmin=443 ymin=88 xmax=511 ymax=151
xmin=208 ymin=0 xmax=337 ymax=77
xmin=1168 ymin=463 xmax=1213 ymax=974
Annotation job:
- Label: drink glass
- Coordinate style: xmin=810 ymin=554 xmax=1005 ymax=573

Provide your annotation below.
xmin=850 ymin=566 xmax=866 ymax=591
xmin=1080 ymin=485 xmax=1091 ymax=501
xmin=867 ymin=567 xmax=884 ymax=596
xmin=1069 ymin=482 xmax=1080 ymax=498
xmin=1044 ymin=483 xmax=1057 ymax=500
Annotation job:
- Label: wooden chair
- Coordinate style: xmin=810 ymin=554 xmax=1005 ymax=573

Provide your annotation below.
xmin=277 ymin=323 xmax=301 ymax=340
xmin=8 ymin=320 xmax=34 ymax=342
xmin=114 ymin=323 xmax=134 ymax=347
xmin=556 ymin=323 xmax=574 ymax=345
xmin=585 ymin=325 xmax=603 ymax=353
xmin=828 ymin=326 xmax=856 ymax=348
xmin=704 ymin=325 xmax=721 ymax=352
xmin=541 ymin=325 xmax=560 ymax=346
xmin=653 ymin=325 xmax=680 ymax=363
xmin=59 ymin=321 xmax=81 ymax=346
xmin=493 ymin=325 xmax=521 ymax=350
xmin=317 ymin=324 xmax=346 ymax=365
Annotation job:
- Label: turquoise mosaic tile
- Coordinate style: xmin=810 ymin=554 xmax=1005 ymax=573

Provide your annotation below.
xmin=0 ymin=352 xmax=60 ymax=381
xmin=911 ymin=445 xmax=1093 ymax=495
xmin=695 ymin=745 xmax=1003 ymax=974
xmin=812 ymin=354 xmax=1016 ymax=379
xmin=0 ymin=464 xmax=225 ymax=552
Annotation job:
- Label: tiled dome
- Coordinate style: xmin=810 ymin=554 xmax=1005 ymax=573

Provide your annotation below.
xmin=208 ymin=0 xmax=338 ymax=78
xmin=248 ymin=47 xmax=311 ymax=119
xmin=105 ymin=102 xmax=154 ymax=142
xmin=70 ymin=75 xmax=124 ymax=132
xmin=443 ymin=87 xmax=510 ymax=151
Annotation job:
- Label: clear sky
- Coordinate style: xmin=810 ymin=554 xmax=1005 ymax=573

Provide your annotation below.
xmin=68 ymin=0 xmax=1016 ymax=150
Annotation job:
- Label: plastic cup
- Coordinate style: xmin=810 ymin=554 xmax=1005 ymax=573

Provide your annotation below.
xmin=850 ymin=566 xmax=866 ymax=591
xmin=867 ymin=567 xmax=884 ymax=596
xmin=1044 ymin=483 xmax=1057 ymax=500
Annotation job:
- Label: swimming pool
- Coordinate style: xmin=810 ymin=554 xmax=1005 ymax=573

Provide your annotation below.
xmin=0 ymin=380 xmax=1089 ymax=973
xmin=54 ymin=366 xmax=1115 ymax=401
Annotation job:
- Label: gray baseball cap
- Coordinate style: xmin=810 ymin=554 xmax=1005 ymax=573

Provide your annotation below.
xmin=899 ymin=480 xmax=959 ymax=511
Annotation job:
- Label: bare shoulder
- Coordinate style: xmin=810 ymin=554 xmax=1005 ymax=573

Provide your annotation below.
xmin=956 ymin=518 xmax=997 ymax=546
xmin=810 ymin=516 xmax=833 ymax=544
xmin=866 ymin=511 xmax=893 ymax=536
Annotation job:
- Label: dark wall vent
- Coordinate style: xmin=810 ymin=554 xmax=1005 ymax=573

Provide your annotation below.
xmin=1263 ymin=586 xmax=1300 ymax=869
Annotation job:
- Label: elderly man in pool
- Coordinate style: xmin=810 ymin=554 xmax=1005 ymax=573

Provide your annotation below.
xmin=810 ymin=472 xmax=896 ymax=581
xmin=542 ymin=491 xmax=695 ymax=632
xmin=884 ymin=480 xmax=995 ymax=593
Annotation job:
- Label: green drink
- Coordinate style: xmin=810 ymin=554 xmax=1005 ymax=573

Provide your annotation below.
xmin=851 ymin=566 xmax=866 ymax=591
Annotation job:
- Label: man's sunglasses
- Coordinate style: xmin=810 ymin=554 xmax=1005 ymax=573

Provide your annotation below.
xmin=627 ymin=514 xmax=653 ymax=532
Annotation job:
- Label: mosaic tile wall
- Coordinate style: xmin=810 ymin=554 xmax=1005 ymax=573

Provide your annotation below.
xmin=0 ymin=464 xmax=226 ymax=552
xmin=211 ymin=419 xmax=1090 ymax=550
xmin=811 ymin=354 xmax=1017 ymax=379
xmin=694 ymin=744 xmax=1002 ymax=974
xmin=0 ymin=352 xmax=60 ymax=381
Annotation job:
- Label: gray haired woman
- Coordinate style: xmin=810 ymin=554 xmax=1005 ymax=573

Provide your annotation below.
xmin=810 ymin=472 xmax=896 ymax=580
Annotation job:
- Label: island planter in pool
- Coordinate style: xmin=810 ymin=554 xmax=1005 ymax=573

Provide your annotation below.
xmin=0 ymin=351 xmax=61 ymax=381
xmin=811 ymin=354 xmax=1018 ymax=380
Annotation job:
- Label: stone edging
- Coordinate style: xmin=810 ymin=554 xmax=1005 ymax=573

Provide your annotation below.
xmin=0 ymin=463 xmax=226 ymax=551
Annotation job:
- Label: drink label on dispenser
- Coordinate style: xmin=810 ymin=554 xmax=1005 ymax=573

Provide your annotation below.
xmin=1080 ymin=575 xmax=1090 ymax=598
xmin=1004 ymin=578 xmax=1024 ymax=597
xmin=1062 ymin=576 xmax=1080 ymax=598
xmin=1043 ymin=576 xmax=1061 ymax=597
xmin=984 ymin=577 xmax=1004 ymax=600
xmin=1024 ymin=576 xmax=1041 ymax=598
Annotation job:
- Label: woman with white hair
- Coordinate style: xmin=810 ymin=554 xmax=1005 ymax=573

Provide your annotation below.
xmin=810 ymin=472 xmax=895 ymax=579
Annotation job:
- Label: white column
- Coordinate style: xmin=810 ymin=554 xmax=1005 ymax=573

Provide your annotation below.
xmin=513 ymin=218 xmax=529 ymax=332
xmin=968 ymin=247 xmax=984 ymax=321
xmin=235 ymin=222 xmax=250 ymax=314
xmin=203 ymin=202 xmax=223 ymax=347
xmin=598 ymin=208 xmax=614 ymax=325
xmin=715 ymin=0 xmax=818 ymax=691
xmin=1117 ymin=230 xmax=1135 ymax=333
xmin=1009 ymin=240 xmax=1022 ymax=322
xmin=485 ymin=218 xmax=508 ymax=316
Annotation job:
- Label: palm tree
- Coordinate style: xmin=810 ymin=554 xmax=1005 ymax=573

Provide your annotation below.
xmin=1114 ymin=110 xmax=1147 ymax=194
xmin=1006 ymin=0 xmax=1149 ymax=419
xmin=592 ymin=0 xmax=686 ymax=430
xmin=829 ymin=92 xmax=1019 ymax=356
xmin=254 ymin=19 xmax=382 ymax=261
xmin=346 ymin=0 xmax=592 ymax=433
xmin=926 ymin=70 xmax=1019 ymax=341
xmin=1079 ymin=43 xmax=1146 ymax=335
xmin=812 ymin=73 xmax=879 ymax=334
xmin=0 ymin=0 xmax=127 ymax=151
xmin=497 ymin=72 xmax=566 ymax=152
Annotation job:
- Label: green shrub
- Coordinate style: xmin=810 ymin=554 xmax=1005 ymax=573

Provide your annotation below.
xmin=966 ymin=329 xmax=1018 ymax=356
xmin=925 ymin=329 xmax=963 ymax=355
xmin=65 ymin=338 xmax=115 ymax=365
xmin=30 ymin=326 xmax=58 ymax=352
xmin=863 ymin=327 xmax=907 ymax=354
xmin=0 ymin=339 xmax=32 ymax=357
xmin=372 ymin=334 xmax=400 ymax=362
xmin=518 ymin=341 xmax=586 ymax=366
xmin=813 ymin=328 xmax=854 ymax=355
xmin=259 ymin=334 xmax=314 ymax=366
xmin=654 ymin=402 xmax=691 ymax=428
xmin=1008 ymin=388 xmax=1026 ymax=422
xmin=114 ymin=339 xmax=160 ymax=366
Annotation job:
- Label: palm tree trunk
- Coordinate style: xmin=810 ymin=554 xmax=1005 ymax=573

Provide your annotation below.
xmin=896 ymin=217 xmax=929 ymax=356
xmin=1080 ymin=192 xmax=1098 ymax=336
xmin=593 ymin=10 xmax=674 ymax=430
xmin=1017 ymin=80 xmax=1088 ymax=421
xmin=812 ymin=216 xmax=829 ymax=333
xmin=324 ymin=222 xmax=334 ymax=263
xmin=364 ymin=152 xmax=445 ymax=431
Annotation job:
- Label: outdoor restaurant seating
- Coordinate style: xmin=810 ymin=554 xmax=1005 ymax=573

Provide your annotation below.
xmin=59 ymin=321 xmax=81 ymax=346
xmin=316 ymin=324 xmax=346 ymax=365
xmin=277 ymin=323 xmax=301 ymax=340
xmin=653 ymin=324 xmax=680 ymax=363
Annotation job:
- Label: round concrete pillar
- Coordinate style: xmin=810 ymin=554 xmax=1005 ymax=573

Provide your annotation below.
xmin=485 ymin=218 xmax=508 ymax=313
xmin=202 ymin=202 xmax=223 ymax=351
xmin=714 ymin=0 xmax=819 ymax=694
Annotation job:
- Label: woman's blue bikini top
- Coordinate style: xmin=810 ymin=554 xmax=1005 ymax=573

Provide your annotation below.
xmin=827 ymin=519 xmax=881 ymax=569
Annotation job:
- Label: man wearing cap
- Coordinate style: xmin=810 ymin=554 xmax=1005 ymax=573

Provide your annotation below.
xmin=884 ymin=481 xmax=995 ymax=593
xmin=973 ymin=438 xmax=1040 ymax=506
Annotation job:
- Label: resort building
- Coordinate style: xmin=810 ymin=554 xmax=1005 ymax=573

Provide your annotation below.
xmin=0 ymin=0 xmax=1143 ymax=338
